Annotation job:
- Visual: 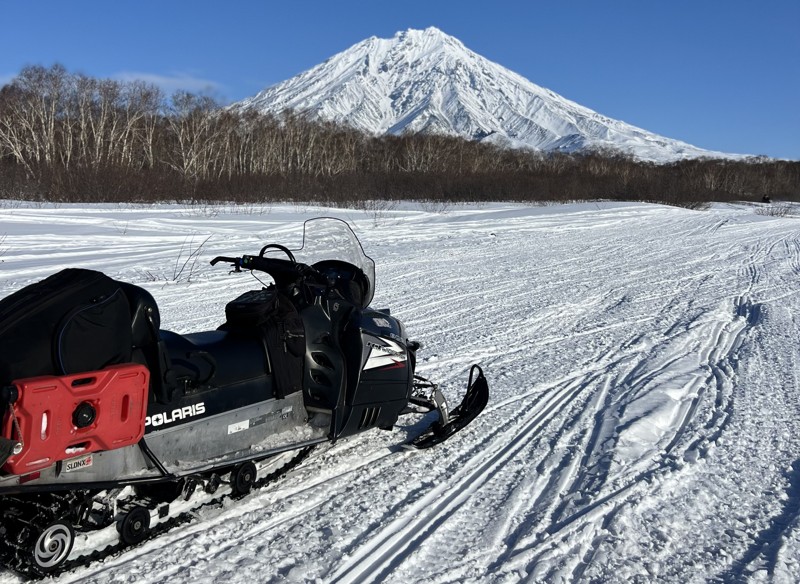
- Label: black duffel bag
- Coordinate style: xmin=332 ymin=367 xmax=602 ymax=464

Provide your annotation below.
xmin=0 ymin=268 xmax=133 ymax=385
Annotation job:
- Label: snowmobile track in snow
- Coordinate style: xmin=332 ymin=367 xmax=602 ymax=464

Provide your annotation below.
xmin=327 ymin=370 xmax=597 ymax=584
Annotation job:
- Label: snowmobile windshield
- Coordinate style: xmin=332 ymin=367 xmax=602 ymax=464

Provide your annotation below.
xmin=292 ymin=218 xmax=376 ymax=308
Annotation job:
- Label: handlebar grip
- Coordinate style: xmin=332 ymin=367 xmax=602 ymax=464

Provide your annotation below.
xmin=210 ymin=256 xmax=240 ymax=266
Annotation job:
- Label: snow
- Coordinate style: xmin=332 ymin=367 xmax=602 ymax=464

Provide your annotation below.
xmin=232 ymin=27 xmax=743 ymax=162
xmin=1 ymin=199 xmax=800 ymax=582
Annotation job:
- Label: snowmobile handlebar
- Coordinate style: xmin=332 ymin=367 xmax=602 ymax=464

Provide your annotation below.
xmin=211 ymin=254 xmax=370 ymax=307
xmin=210 ymin=254 xmax=324 ymax=284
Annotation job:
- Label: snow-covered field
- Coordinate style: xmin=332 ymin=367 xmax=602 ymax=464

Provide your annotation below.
xmin=1 ymin=200 xmax=799 ymax=583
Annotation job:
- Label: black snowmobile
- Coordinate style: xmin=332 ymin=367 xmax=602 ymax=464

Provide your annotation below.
xmin=0 ymin=217 xmax=488 ymax=576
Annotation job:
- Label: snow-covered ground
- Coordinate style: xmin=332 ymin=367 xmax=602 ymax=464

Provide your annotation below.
xmin=1 ymin=200 xmax=799 ymax=583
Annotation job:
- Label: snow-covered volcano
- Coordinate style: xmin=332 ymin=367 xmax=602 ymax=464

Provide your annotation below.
xmin=233 ymin=27 xmax=730 ymax=162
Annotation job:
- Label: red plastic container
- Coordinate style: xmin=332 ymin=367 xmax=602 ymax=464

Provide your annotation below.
xmin=2 ymin=364 xmax=149 ymax=475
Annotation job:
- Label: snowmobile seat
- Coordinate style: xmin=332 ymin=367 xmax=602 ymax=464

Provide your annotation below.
xmin=159 ymin=330 xmax=274 ymax=399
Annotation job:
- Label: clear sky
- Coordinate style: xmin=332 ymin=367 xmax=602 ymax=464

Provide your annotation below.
xmin=2 ymin=0 xmax=797 ymax=159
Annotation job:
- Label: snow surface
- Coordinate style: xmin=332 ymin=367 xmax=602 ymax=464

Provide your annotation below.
xmin=1 ymin=199 xmax=800 ymax=583
xmin=232 ymin=27 xmax=742 ymax=162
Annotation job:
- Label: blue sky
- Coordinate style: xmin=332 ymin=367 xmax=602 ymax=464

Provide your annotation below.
xmin=2 ymin=0 xmax=797 ymax=159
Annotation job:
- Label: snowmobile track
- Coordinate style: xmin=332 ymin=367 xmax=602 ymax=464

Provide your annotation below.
xmin=41 ymin=447 xmax=315 ymax=582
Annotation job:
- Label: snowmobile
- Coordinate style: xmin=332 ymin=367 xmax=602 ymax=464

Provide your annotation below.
xmin=0 ymin=217 xmax=488 ymax=576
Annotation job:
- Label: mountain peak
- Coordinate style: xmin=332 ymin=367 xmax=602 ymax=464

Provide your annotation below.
xmin=395 ymin=26 xmax=446 ymax=39
xmin=233 ymin=30 xmax=731 ymax=162
xmin=393 ymin=26 xmax=454 ymax=42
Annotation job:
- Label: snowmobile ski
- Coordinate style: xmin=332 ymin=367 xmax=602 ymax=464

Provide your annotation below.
xmin=406 ymin=365 xmax=489 ymax=449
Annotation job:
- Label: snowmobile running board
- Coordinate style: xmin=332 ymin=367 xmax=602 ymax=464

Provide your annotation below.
xmin=406 ymin=365 xmax=489 ymax=450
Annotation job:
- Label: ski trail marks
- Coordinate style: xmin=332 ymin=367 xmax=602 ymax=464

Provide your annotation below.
xmin=326 ymin=371 xmax=599 ymax=584
xmin=488 ymin=292 xmax=760 ymax=582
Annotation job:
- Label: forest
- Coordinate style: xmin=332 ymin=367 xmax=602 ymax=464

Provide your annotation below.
xmin=1 ymin=65 xmax=798 ymax=206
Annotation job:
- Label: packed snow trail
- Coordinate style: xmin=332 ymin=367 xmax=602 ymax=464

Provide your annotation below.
xmin=1 ymin=201 xmax=799 ymax=583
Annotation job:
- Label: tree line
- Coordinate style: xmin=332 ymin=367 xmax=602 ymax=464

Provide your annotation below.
xmin=0 ymin=64 xmax=797 ymax=206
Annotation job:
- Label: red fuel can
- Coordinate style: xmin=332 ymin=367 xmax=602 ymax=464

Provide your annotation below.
xmin=3 ymin=364 xmax=149 ymax=475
